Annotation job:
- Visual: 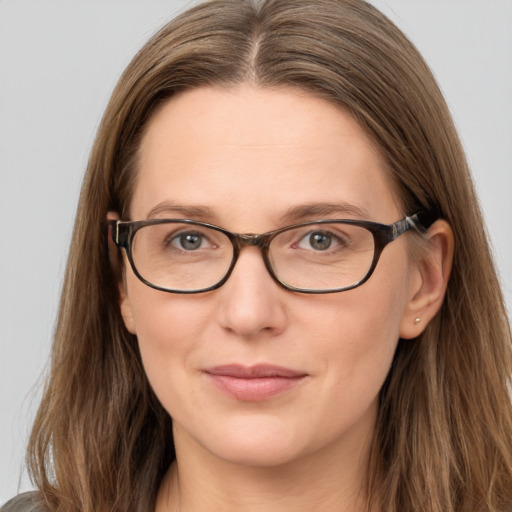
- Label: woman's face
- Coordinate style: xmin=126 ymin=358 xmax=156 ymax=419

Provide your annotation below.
xmin=118 ymin=84 xmax=421 ymax=468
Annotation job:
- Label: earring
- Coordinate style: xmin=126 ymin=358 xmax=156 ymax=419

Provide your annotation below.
xmin=414 ymin=317 xmax=421 ymax=324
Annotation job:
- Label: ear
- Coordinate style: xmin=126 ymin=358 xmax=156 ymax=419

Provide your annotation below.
xmin=107 ymin=211 xmax=137 ymax=335
xmin=400 ymin=219 xmax=454 ymax=339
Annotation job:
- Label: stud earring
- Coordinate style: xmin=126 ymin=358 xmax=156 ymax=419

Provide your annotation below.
xmin=414 ymin=317 xmax=421 ymax=324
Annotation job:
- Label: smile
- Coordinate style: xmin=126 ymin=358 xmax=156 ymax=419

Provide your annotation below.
xmin=203 ymin=364 xmax=308 ymax=401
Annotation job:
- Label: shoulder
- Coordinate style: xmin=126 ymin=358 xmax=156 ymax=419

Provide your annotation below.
xmin=1 ymin=492 xmax=46 ymax=512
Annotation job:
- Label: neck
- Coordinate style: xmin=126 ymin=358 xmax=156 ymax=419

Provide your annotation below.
xmin=155 ymin=425 xmax=376 ymax=512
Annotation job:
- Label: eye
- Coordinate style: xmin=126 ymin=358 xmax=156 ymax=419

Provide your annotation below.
xmin=297 ymin=230 xmax=346 ymax=251
xmin=300 ymin=231 xmax=332 ymax=251
xmin=169 ymin=231 xmax=209 ymax=251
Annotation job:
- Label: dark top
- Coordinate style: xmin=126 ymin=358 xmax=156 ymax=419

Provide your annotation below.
xmin=1 ymin=493 xmax=44 ymax=512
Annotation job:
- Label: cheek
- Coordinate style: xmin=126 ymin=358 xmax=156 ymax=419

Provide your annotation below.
xmin=309 ymin=301 xmax=399 ymax=396
xmin=304 ymin=267 xmax=409 ymax=409
xmin=304 ymin=261 xmax=407 ymax=350
xmin=124 ymin=280 xmax=214 ymax=401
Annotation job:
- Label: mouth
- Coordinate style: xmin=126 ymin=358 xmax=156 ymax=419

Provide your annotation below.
xmin=203 ymin=364 xmax=308 ymax=401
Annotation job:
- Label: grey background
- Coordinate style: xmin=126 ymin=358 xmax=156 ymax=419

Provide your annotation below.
xmin=1 ymin=0 xmax=511 ymax=502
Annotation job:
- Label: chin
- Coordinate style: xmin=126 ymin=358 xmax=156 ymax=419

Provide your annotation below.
xmin=181 ymin=413 xmax=314 ymax=468
xmin=210 ymin=437 xmax=306 ymax=469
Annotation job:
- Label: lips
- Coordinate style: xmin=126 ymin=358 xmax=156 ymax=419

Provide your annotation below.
xmin=204 ymin=364 xmax=307 ymax=401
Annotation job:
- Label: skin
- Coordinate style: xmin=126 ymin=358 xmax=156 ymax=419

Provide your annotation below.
xmin=112 ymin=84 xmax=453 ymax=512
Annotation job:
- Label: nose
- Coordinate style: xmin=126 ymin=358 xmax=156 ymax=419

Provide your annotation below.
xmin=216 ymin=246 xmax=287 ymax=340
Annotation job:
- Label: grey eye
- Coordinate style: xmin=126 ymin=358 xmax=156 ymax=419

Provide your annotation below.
xmin=302 ymin=231 xmax=332 ymax=251
xmin=175 ymin=232 xmax=204 ymax=250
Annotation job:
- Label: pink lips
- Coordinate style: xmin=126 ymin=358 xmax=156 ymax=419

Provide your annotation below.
xmin=204 ymin=364 xmax=307 ymax=401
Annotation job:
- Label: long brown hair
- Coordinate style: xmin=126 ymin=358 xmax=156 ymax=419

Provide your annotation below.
xmin=27 ymin=1 xmax=512 ymax=511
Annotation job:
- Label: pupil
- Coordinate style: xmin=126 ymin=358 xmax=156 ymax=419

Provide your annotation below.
xmin=310 ymin=232 xmax=331 ymax=250
xmin=180 ymin=233 xmax=201 ymax=250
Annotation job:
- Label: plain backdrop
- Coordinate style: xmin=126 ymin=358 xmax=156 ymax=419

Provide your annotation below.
xmin=1 ymin=0 xmax=511 ymax=503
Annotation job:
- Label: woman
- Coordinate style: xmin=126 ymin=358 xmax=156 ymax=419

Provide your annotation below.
xmin=3 ymin=0 xmax=511 ymax=511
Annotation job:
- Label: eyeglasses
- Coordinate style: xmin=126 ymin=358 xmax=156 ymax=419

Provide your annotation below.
xmin=108 ymin=213 xmax=433 ymax=294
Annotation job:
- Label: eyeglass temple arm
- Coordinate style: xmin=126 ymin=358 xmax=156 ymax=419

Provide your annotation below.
xmin=407 ymin=209 xmax=439 ymax=233
xmin=107 ymin=220 xmax=126 ymax=248
xmin=391 ymin=210 xmax=438 ymax=240
xmin=414 ymin=209 xmax=439 ymax=230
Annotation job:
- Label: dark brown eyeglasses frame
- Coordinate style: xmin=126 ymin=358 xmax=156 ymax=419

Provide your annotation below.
xmin=108 ymin=211 xmax=436 ymax=294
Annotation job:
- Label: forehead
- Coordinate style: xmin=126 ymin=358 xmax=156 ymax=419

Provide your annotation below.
xmin=132 ymin=84 xmax=401 ymax=227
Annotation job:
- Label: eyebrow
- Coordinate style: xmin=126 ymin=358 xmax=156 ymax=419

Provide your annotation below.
xmin=147 ymin=201 xmax=215 ymax=220
xmin=279 ymin=202 xmax=371 ymax=223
